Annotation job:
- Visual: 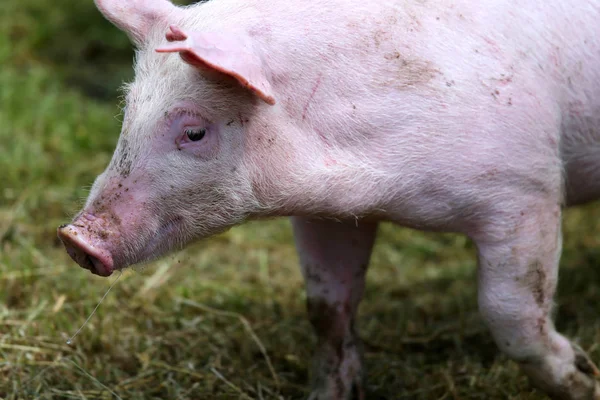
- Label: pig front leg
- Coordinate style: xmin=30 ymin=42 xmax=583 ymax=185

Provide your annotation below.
xmin=475 ymin=199 xmax=600 ymax=400
xmin=291 ymin=217 xmax=378 ymax=400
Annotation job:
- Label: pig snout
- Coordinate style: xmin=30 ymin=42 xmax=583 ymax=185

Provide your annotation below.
xmin=57 ymin=219 xmax=115 ymax=277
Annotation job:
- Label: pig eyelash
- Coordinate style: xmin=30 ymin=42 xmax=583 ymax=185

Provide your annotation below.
xmin=165 ymin=108 xmax=206 ymax=124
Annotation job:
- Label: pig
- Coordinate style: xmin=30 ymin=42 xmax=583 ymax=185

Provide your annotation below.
xmin=57 ymin=0 xmax=600 ymax=398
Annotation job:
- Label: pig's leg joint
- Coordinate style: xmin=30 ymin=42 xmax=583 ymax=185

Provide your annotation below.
xmin=292 ymin=217 xmax=377 ymax=400
xmin=475 ymin=199 xmax=600 ymax=399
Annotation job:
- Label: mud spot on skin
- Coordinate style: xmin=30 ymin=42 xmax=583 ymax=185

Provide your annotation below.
xmin=384 ymin=52 xmax=401 ymax=60
xmin=521 ymin=261 xmax=547 ymax=308
xmin=372 ymin=29 xmax=392 ymax=48
xmin=305 ymin=264 xmax=324 ymax=284
xmin=378 ymin=56 xmax=441 ymax=90
xmin=109 ymin=211 xmax=122 ymax=226
xmin=537 ymin=317 xmax=547 ymax=338
xmin=307 ymin=297 xmax=363 ymax=400
xmin=111 ymin=137 xmax=133 ymax=178
xmin=247 ymin=24 xmax=273 ymax=42
xmin=307 ymin=298 xmax=345 ymax=348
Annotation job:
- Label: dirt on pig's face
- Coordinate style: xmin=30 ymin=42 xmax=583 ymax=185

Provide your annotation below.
xmin=58 ymin=48 xmax=262 ymax=275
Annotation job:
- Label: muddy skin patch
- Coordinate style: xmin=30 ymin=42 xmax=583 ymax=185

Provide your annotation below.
xmin=522 ymin=260 xmax=548 ymax=308
xmin=111 ymin=137 xmax=133 ymax=179
xmin=307 ymin=297 xmax=343 ymax=343
xmin=79 ymin=200 xmax=124 ymax=244
xmin=535 ymin=317 xmax=556 ymax=351
xmin=387 ymin=57 xmax=441 ymax=89
xmin=304 ymin=264 xmax=326 ymax=284
xmin=310 ymin=344 xmax=362 ymax=400
xmin=310 ymin=345 xmax=341 ymax=397
xmin=307 ymin=297 xmax=364 ymax=400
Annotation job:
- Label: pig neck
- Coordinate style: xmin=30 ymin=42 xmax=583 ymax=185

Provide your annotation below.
xmin=242 ymin=114 xmax=392 ymax=221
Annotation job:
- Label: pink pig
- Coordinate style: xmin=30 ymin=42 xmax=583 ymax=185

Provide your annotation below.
xmin=58 ymin=0 xmax=600 ymax=398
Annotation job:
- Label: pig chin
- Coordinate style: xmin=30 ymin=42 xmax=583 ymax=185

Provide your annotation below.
xmin=57 ymin=210 xmax=186 ymax=277
xmin=136 ymin=216 xmax=187 ymax=263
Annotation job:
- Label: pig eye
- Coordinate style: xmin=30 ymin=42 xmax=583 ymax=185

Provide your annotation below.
xmin=185 ymin=128 xmax=206 ymax=142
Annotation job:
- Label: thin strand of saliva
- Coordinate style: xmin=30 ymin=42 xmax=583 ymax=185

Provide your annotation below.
xmin=67 ymin=270 xmax=123 ymax=345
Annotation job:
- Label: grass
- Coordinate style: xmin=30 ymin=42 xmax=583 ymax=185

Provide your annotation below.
xmin=1 ymin=1 xmax=599 ymax=399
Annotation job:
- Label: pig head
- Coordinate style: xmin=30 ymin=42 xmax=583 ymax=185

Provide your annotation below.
xmin=58 ymin=0 xmax=278 ymax=276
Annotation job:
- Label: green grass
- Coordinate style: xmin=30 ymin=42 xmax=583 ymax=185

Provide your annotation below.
xmin=1 ymin=1 xmax=599 ymax=399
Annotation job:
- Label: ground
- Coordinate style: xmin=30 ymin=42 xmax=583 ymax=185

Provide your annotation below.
xmin=1 ymin=1 xmax=599 ymax=399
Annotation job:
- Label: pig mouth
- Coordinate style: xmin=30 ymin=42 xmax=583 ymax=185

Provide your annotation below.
xmin=139 ymin=216 xmax=185 ymax=260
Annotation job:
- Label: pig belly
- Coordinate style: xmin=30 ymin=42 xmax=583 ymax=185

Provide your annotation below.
xmin=561 ymin=84 xmax=600 ymax=206
xmin=563 ymin=126 xmax=600 ymax=206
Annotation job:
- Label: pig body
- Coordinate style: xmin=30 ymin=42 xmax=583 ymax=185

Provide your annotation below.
xmin=58 ymin=0 xmax=600 ymax=398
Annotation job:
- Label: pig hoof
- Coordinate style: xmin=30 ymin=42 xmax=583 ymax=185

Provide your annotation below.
xmin=572 ymin=343 xmax=600 ymax=378
xmin=560 ymin=344 xmax=600 ymax=400
xmin=308 ymin=343 xmax=365 ymax=400
xmin=526 ymin=367 xmax=600 ymax=400
xmin=568 ymin=344 xmax=600 ymax=400
xmin=521 ymin=344 xmax=600 ymax=400
xmin=308 ymin=380 xmax=364 ymax=400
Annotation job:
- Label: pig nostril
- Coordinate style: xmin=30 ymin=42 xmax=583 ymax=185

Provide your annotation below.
xmin=58 ymin=225 xmax=113 ymax=276
xmin=84 ymin=254 xmax=95 ymax=270
xmin=65 ymin=246 xmax=78 ymax=261
xmin=85 ymin=254 xmax=103 ymax=273
xmin=67 ymin=243 xmax=94 ymax=271
xmin=60 ymin=233 xmax=99 ymax=273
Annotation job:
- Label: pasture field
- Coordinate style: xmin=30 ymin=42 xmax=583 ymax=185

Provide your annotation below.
xmin=1 ymin=1 xmax=599 ymax=398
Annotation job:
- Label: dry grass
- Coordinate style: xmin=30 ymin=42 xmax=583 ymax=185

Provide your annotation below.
xmin=1 ymin=1 xmax=599 ymax=399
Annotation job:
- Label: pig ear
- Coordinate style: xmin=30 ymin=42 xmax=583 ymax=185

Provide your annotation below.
xmin=156 ymin=25 xmax=276 ymax=105
xmin=94 ymin=0 xmax=178 ymax=45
